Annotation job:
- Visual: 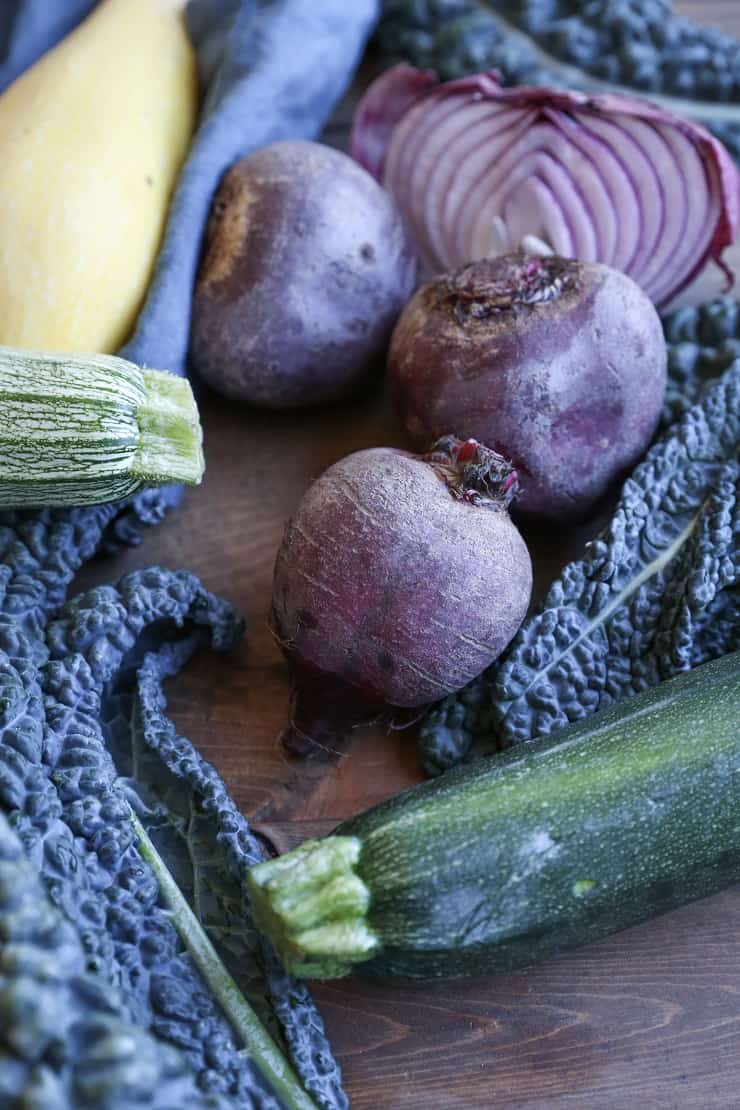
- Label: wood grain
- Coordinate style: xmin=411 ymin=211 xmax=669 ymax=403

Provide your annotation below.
xmin=313 ymin=887 xmax=740 ymax=1110
xmin=74 ymin=3 xmax=740 ymax=1106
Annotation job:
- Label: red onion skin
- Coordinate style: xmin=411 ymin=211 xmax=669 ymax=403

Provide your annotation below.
xmin=387 ymin=254 xmax=667 ymax=521
xmin=271 ymin=440 xmax=532 ymax=752
xmin=350 ymin=62 xmax=437 ymax=181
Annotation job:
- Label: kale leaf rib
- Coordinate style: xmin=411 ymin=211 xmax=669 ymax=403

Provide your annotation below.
xmin=0 ymin=808 xmax=232 ymax=1110
xmin=42 ymin=566 xmax=347 ymax=1109
xmin=131 ymin=810 xmax=318 ymax=1110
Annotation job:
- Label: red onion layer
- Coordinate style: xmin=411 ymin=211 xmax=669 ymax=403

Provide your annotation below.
xmin=350 ymin=65 xmax=740 ymax=309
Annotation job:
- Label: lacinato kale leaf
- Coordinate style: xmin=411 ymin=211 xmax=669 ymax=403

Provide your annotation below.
xmin=0 ymin=496 xmax=170 ymax=642
xmin=661 ymin=299 xmax=740 ymax=427
xmin=0 ymin=566 xmax=346 ymax=1109
xmin=59 ymin=568 xmax=343 ymax=1107
xmin=376 ymin=0 xmax=740 ymax=161
xmin=0 ymin=572 xmax=292 ymax=1106
xmin=0 ymin=808 xmax=232 ymax=1109
xmin=420 ymin=361 xmax=739 ymax=773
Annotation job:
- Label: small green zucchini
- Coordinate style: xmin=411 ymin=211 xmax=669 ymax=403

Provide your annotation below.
xmin=248 ymin=651 xmax=740 ymax=980
xmin=0 ymin=346 xmax=204 ymax=507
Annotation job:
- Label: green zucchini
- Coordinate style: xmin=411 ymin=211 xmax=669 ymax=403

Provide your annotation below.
xmin=0 ymin=346 xmax=203 ymax=507
xmin=248 ymin=651 xmax=740 ymax=980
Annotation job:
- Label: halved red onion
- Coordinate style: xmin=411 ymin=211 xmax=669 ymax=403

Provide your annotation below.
xmin=350 ymin=65 xmax=740 ymax=309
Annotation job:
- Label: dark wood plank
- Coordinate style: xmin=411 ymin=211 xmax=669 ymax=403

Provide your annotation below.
xmin=313 ymin=888 xmax=740 ymax=1109
xmin=73 ymin=4 xmax=740 ymax=1106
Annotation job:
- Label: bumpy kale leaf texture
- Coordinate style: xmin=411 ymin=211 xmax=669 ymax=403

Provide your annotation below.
xmin=420 ymin=360 xmax=739 ymax=773
xmin=0 ymin=808 xmax=229 ymax=1109
xmin=0 ymin=566 xmax=348 ymax=1109
xmin=376 ymin=0 xmax=740 ymax=161
xmin=0 ymin=497 xmax=171 ymax=643
xmin=661 ymin=298 xmax=740 ymax=427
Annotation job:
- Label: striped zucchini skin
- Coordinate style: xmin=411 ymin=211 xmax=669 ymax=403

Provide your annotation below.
xmin=0 ymin=347 xmax=203 ymax=507
xmin=248 ymin=651 xmax=740 ymax=980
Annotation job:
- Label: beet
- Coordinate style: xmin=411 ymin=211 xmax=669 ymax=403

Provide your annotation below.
xmin=387 ymin=252 xmax=668 ymax=521
xmin=271 ymin=436 xmax=532 ymax=753
xmin=190 ymin=140 xmax=416 ymax=407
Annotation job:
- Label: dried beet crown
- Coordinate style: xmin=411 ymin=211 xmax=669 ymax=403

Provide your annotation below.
xmin=439 ymin=252 xmax=582 ymax=324
xmin=425 ymin=435 xmax=519 ymax=510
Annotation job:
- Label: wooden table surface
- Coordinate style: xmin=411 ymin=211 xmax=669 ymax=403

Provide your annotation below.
xmin=76 ymin=3 xmax=740 ymax=1106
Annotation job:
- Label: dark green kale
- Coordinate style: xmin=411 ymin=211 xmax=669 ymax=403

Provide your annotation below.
xmin=420 ymin=360 xmax=739 ymax=773
xmin=0 ymin=809 xmax=230 ymax=1109
xmin=496 ymin=0 xmax=740 ymax=102
xmin=375 ymin=0 xmax=550 ymax=83
xmin=376 ymin=0 xmax=740 ymax=161
xmin=661 ymin=299 xmax=740 ymax=427
xmin=0 ymin=495 xmax=172 ymax=642
xmin=0 ymin=567 xmax=346 ymax=1109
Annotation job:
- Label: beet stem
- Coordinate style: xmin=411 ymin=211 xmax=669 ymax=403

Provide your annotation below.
xmin=425 ymin=436 xmax=520 ymax=510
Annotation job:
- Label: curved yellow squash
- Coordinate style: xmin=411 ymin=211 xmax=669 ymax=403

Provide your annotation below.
xmin=0 ymin=0 xmax=198 ymax=353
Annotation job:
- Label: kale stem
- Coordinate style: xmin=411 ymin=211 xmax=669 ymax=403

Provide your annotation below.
xmin=130 ymin=809 xmax=320 ymax=1110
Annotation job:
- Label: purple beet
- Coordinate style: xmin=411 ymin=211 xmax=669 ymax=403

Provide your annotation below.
xmin=387 ymin=252 xmax=667 ymax=520
xmin=271 ymin=436 xmax=532 ymax=754
xmin=190 ymin=140 xmax=416 ymax=408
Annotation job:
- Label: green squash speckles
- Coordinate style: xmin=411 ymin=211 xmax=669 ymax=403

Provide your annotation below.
xmin=248 ymin=652 xmax=740 ymax=981
xmin=0 ymin=347 xmax=204 ymax=508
